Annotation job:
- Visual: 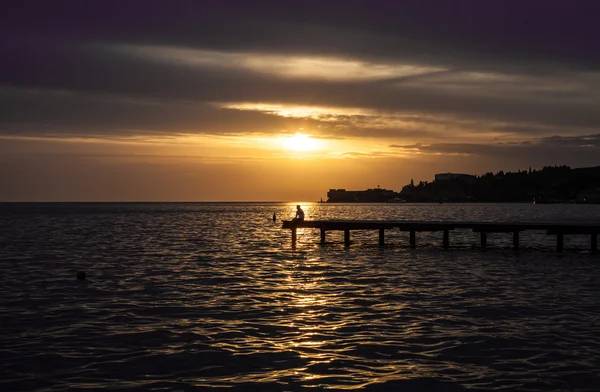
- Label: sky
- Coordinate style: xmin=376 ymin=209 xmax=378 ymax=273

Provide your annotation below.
xmin=1 ymin=0 xmax=600 ymax=201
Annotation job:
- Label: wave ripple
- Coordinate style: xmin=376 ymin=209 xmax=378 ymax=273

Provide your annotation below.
xmin=1 ymin=202 xmax=600 ymax=391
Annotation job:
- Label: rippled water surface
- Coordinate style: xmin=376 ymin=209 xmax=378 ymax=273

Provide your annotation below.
xmin=1 ymin=202 xmax=600 ymax=391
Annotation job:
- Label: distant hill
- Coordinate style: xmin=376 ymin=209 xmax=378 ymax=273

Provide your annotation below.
xmin=399 ymin=165 xmax=600 ymax=203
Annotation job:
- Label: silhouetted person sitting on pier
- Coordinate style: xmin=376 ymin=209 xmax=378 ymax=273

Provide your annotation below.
xmin=291 ymin=205 xmax=304 ymax=225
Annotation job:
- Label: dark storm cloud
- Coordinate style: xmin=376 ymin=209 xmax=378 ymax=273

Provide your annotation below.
xmin=0 ymin=88 xmax=315 ymax=136
xmin=390 ymin=134 xmax=600 ymax=157
xmin=3 ymin=0 xmax=600 ymax=69
xmin=1 ymin=0 xmax=600 ymax=144
xmin=389 ymin=142 xmax=513 ymax=156
xmin=387 ymin=139 xmax=600 ymax=175
xmin=540 ymin=134 xmax=600 ymax=147
xmin=2 ymin=40 xmax=599 ymax=134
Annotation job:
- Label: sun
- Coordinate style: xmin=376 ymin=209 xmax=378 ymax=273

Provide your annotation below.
xmin=281 ymin=132 xmax=321 ymax=151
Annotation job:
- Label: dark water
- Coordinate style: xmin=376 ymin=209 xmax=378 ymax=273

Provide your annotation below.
xmin=1 ymin=202 xmax=599 ymax=391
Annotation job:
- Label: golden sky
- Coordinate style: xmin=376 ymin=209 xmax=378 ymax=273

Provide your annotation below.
xmin=1 ymin=2 xmax=600 ymax=201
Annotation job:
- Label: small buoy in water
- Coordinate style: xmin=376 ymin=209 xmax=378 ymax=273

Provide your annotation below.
xmin=77 ymin=271 xmax=86 ymax=280
xmin=273 ymin=212 xmax=276 ymax=222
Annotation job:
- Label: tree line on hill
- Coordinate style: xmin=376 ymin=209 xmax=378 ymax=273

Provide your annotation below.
xmin=399 ymin=165 xmax=600 ymax=203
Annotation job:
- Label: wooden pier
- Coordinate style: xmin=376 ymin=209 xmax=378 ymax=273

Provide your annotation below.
xmin=281 ymin=220 xmax=600 ymax=252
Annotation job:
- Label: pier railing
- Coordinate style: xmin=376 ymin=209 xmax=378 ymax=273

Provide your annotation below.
xmin=281 ymin=220 xmax=600 ymax=252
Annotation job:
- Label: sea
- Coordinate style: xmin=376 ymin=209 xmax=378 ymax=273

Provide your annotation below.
xmin=1 ymin=202 xmax=600 ymax=391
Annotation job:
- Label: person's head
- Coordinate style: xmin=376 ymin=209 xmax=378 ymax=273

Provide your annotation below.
xmin=296 ymin=205 xmax=301 ymax=210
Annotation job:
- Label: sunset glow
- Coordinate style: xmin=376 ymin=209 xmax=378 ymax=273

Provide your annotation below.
xmin=2 ymin=2 xmax=600 ymax=201
xmin=281 ymin=133 xmax=322 ymax=152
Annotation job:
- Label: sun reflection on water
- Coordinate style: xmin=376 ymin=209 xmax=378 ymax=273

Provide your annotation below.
xmin=2 ymin=203 xmax=597 ymax=391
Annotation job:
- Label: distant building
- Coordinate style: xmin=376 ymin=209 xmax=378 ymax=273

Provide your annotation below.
xmin=434 ymin=173 xmax=476 ymax=183
xmin=577 ymin=186 xmax=600 ymax=204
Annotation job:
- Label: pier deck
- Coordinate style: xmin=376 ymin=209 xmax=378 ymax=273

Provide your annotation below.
xmin=281 ymin=220 xmax=600 ymax=252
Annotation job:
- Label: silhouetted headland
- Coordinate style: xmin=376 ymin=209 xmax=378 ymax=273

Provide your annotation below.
xmin=326 ymin=165 xmax=600 ymax=203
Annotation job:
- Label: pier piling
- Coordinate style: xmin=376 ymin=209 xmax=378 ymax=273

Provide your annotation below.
xmin=344 ymin=229 xmax=350 ymax=247
xmin=409 ymin=230 xmax=416 ymax=248
xmin=557 ymin=233 xmax=564 ymax=253
xmin=513 ymin=231 xmax=520 ymax=249
xmin=480 ymin=232 xmax=487 ymax=249
xmin=379 ymin=228 xmax=385 ymax=246
xmin=443 ymin=230 xmax=450 ymax=249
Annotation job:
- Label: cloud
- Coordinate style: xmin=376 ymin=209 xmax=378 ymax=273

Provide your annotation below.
xmin=1 ymin=0 xmax=600 ymax=168
xmin=3 ymin=0 xmax=600 ymax=69
xmin=390 ymin=134 xmax=600 ymax=158
xmin=3 ymin=34 xmax=600 ymax=138
xmin=540 ymin=134 xmax=600 ymax=148
xmin=115 ymin=45 xmax=445 ymax=82
xmin=388 ymin=138 xmax=600 ymax=174
xmin=0 ymin=87 xmax=318 ymax=137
